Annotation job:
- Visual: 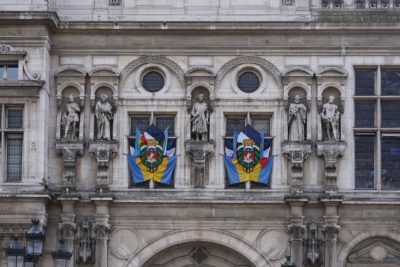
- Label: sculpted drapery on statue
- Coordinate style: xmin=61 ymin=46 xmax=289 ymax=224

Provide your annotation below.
xmin=288 ymin=95 xmax=307 ymax=141
xmin=95 ymin=94 xmax=113 ymax=140
xmin=191 ymin=93 xmax=209 ymax=141
xmin=63 ymin=95 xmax=80 ymax=141
xmin=321 ymin=95 xmax=340 ymax=141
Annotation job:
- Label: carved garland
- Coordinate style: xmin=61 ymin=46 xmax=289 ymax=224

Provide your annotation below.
xmin=120 ymin=56 xmax=185 ymax=88
xmin=215 ymin=56 xmax=283 ymax=89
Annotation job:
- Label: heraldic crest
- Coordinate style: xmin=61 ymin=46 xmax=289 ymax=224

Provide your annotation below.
xmin=224 ymin=125 xmax=274 ymax=185
xmin=128 ymin=124 xmax=176 ymax=185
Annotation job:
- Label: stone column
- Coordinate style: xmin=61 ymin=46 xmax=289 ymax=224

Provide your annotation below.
xmin=321 ymin=195 xmax=343 ymax=267
xmin=285 ymin=194 xmax=309 ymax=267
xmin=92 ymin=196 xmax=112 ymax=267
xmin=58 ymin=196 xmax=79 ymax=267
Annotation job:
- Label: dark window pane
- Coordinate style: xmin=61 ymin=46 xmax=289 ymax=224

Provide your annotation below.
xmin=355 ymin=135 xmax=375 ymax=189
xmin=355 ymin=70 xmax=375 ymax=96
xmin=381 ymin=102 xmax=400 ymax=128
xmin=226 ymin=117 xmax=245 ymax=136
xmin=382 ymin=71 xmax=400 ymax=96
xmin=7 ymin=64 xmax=18 ymax=80
xmin=156 ymin=116 xmax=175 ymax=136
xmin=7 ymin=138 xmax=22 ymax=182
xmin=237 ymin=72 xmax=260 ymax=93
xmin=381 ymin=137 xmax=400 ymax=189
xmin=7 ymin=109 xmax=23 ymax=128
xmin=0 ymin=65 xmax=3 ymax=79
xmin=252 ymin=118 xmax=271 ymax=136
xmin=130 ymin=117 xmax=149 ymax=135
xmin=142 ymin=71 xmax=164 ymax=93
xmin=355 ymin=102 xmax=375 ymax=128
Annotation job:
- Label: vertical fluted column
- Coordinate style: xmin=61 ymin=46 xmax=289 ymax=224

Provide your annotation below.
xmin=92 ymin=196 xmax=112 ymax=267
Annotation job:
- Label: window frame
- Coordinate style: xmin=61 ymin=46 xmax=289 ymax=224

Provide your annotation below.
xmin=0 ymin=61 xmax=19 ymax=80
xmin=354 ymin=66 xmax=400 ymax=190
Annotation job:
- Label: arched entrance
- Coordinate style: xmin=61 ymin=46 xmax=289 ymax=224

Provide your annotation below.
xmin=143 ymin=242 xmax=255 ymax=267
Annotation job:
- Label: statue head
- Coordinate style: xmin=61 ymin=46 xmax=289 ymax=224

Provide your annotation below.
xmin=68 ymin=95 xmax=75 ymax=103
xmin=328 ymin=95 xmax=335 ymax=103
xmin=100 ymin=94 xmax=108 ymax=102
xmin=198 ymin=93 xmax=204 ymax=102
xmin=294 ymin=95 xmax=300 ymax=104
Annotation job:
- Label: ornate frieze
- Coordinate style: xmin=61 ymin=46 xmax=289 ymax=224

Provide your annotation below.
xmin=317 ymin=141 xmax=346 ymax=192
xmin=56 ymin=142 xmax=84 ymax=190
xmin=89 ymin=141 xmax=118 ymax=191
xmin=282 ymin=141 xmax=312 ymax=191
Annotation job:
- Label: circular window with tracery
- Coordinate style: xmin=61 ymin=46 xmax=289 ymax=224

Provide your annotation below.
xmin=142 ymin=71 xmax=165 ymax=93
xmin=237 ymin=71 xmax=261 ymax=93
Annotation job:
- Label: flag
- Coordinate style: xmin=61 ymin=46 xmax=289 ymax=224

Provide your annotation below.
xmin=224 ymin=125 xmax=273 ymax=185
xmin=128 ymin=124 xmax=176 ymax=185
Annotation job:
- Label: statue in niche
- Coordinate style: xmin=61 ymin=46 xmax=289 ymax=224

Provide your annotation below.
xmin=63 ymin=95 xmax=80 ymax=141
xmin=288 ymin=95 xmax=307 ymax=141
xmin=321 ymin=95 xmax=340 ymax=141
xmin=95 ymin=94 xmax=113 ymax=140
xmin=191 ymin=93 xmax=209 ymax=141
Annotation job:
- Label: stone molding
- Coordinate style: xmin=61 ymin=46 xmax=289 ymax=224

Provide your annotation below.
xmin=89 ymin=141 xmax=118 ymax=191
xmin=120 ymin=56 xmax=185 ymax=88
xmin=55 ymin=142 xmax=84 ymax=189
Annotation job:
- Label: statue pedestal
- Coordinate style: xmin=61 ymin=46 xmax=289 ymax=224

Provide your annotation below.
xmin=317 ymin=141 xmax=346 ymax=192
xmin=56 ymin=142 xmax=84 ymax=191
xmin=89 ymin=141 xmax=118 ymax=192
xmin=185 ymin=140 xmax=214 ymax=188
xmin=282 ymin=141 xmax=312 ymax=192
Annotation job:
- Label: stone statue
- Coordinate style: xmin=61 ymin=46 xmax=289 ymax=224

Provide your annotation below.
xmin=95 ymin=94 xmax=113 ymax=140
xmin=191 ymin=93 xmax=209 ymax=141
xmin=321 ymin=95 xmax=340 ymax=141
xmin=288 ymin=95 xmax=307 ymax=141
xmin=63 ymin=95 xmax=80 ymax=140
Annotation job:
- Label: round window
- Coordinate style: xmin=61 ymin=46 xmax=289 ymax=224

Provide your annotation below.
xmin=237 ymin=71 xmax=260 ymax=93
xmin=142 ymin=71 xmax=165 ymax=92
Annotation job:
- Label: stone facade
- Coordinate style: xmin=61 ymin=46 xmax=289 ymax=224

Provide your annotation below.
xmin=0 ymin=1 xmax=400 ymax=267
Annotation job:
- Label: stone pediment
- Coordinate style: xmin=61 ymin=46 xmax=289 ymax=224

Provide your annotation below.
xmin=316 ymin=66 xmax=348 ymax=77
xmin=282 ymin=66 xmax=314 ymax=77
xmin=185 ymin=66 xmax=215 ymax=77
xmin=55 ymin=66 xmax=86 ymax=77
xmin=347 ymin=238 xmax=400 ymax=265
xmin=89 ymin=66 xmax=119 ymax=77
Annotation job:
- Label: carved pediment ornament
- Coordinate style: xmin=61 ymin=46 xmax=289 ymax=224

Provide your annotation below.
xmin=347 ymin=239 xmax=400 ymax=264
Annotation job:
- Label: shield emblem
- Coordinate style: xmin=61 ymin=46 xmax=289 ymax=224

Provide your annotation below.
xmin=145 ymin=146 xmax=158 ymax=163
xmin=242 ymin=146 xmax=254 ymax=164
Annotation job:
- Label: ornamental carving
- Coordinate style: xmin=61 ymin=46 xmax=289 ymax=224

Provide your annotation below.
xmin=282 ymin=141 xmax=312 ymax=190
xmin=95 ymin=222 xmax=111 ymax=240
xmin=76 ymin=218 xmax=96 ymax=265
xmin=56 ymin=143 xmax=84 ymax=190
xmin=89 ymin=142 xmax=118 ymax=191
xmin=59 ymin=222 xmax=77 ymax=239
xmin=185 ymin=140 xmax=214 ymax=188
xmin=120 ymin=56 xmax=185 ymax=88
xmin=317 ymin=142 xmax=346 ymax=191
xmin=215 ymin=56 xmax=283 ymax=89
xmin=288 ymin=223 xmax=306 ymax=240
xmin=322 ymin=224 xmax=341 ymax=240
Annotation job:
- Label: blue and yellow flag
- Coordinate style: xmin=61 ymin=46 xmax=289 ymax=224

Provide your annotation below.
xmin=128 ymin=124 xmax=176 ymax=185
xmin=224 ymin=125 xmax=274 ymax=185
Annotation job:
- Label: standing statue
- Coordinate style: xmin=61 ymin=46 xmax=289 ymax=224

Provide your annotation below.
xmin=321 ymin=95 xmax=340 ymax=141
xmin=63 ymin=95 xmax=80 ymax=140
xmin=95 ymin=94 xmax=113 ymax=140
xmin=288 ymin=95 xmax=307 ymax=141
xmin=191 ymin=93 xmax=209 ymax=141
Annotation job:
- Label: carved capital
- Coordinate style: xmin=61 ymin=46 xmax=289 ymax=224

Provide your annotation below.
xmin=59 ymin=222 xmax=77 ymax=239
xmin=94 ymin=223 xmax=111 ymax=240
xmin=56 ymin=142 xmax=84 ymax=188
xmin=317 ymin=141 xmax=346 ymax=191
xmin=288 ymin=223 xmax=306 ymax=240
xmin=185 ymin=140 xmax=214 ymax=162
xmin=282 ymin=141 xmax=312 ymax=187
xmin=89 ymin=142 xmax=118 ymax=190
xmin=322 ymin=224 xmax=341 ymax=240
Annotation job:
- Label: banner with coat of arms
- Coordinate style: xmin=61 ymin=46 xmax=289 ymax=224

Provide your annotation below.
xmin=224 ymin=125 xmax=274 ymax=185
xmin=127 ymin=124 xmax=176 ymax=185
